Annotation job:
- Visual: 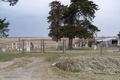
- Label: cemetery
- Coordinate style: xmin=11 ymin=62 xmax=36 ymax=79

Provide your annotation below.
xmin=0 ymin=37 xmax=120 ymax=53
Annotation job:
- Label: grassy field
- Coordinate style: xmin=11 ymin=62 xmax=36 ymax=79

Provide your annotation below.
xmin=0 ymin=47 xmax=120 ymax=80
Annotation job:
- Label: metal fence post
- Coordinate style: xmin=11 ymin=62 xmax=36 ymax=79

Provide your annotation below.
xmin=63 ymin=38 xmax=66 ymax=54
xmin=43 ymin=39 xmax=44 ymax=53
xmin=19 ymin=38 xmax=20 ymax=54
xmin=22 ymin=39 xmax=24 ymax=54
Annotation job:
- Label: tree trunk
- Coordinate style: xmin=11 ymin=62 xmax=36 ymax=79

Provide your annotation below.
xmin=68 ymin=37 xmax=73 ymax=50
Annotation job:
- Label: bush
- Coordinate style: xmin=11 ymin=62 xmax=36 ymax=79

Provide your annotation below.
xmin=88 ymin=41 xmax=92 ymax=47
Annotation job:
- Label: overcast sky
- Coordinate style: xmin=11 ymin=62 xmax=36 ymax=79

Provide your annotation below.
xmin=0 ymin=0 xmax=120 ymax=37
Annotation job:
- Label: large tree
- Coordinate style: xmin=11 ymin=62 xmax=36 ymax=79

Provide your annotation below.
xmin=0 ymin=18 xmax=10 ymax=38
xmin=61 ymin=0 xmax=100 ymax=49
xmin=47 ymin=1 xmax=67 ymax=42
xmin=1 ymin=0 xmax=18 ymax=6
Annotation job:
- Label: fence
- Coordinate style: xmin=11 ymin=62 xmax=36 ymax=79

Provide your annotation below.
xmin=0 ymin=38 xmax=66 ymax=54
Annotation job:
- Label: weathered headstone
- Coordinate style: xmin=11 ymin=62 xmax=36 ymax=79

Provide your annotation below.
xmin=80 ymin=42 xmax=82 ymax=47
xmin=85 ymin=41 xmax=88 ymax=48
xmin=2 ymin=48 xmax=6 ymax=52
xmin=94 ymin=45 xmax=97 ymax=50
xmin=17 ymin=48 xmax=22 ymax=51
xmin=6 ymin=45 xmax=8 ymax=51
xmin=75 ymin=44 xmax=77 ymax=47
xmin=26 ymin=39 xmax=30 ymax=52
xmin=12 ymin=43 xmax=14 ymax=49
xmin=16 ymin=42 xmax=18 ymax=49
xmin=55 ymin=41 xmax=62 ymax=50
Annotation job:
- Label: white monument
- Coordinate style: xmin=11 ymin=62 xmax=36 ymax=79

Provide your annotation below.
xmin=85 ymin=41 xmax=88 ymax=48
xmin=16 ymin=42 xmax=18 ymax=49
xmin=2 ymin=48 xmax=6 ymax=52
xmin=12 ymin=43 xmax=14 ymax=49
xmin=26 ymin=39 xmax=30 ymax=52
xmin=80 ymin=42 xmax=82 ymax=47
xmin=55 ymin=41 xmax=62 ymax=50
xmin=94 ymin=45 xmax=97 ymax=50
xmin=117 ymin=38 xmax=120 ymax=46
xmin=75 ymin=44 xmax=77 ymax=47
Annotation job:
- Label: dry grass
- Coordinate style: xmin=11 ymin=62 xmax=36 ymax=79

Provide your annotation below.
xmin=0 ymin=58 xmax=32 ymax=71
xmin=55 ymin=57 xmax=120 ymax=74
xmin=0 ymin=43 xmax=120 ymax=80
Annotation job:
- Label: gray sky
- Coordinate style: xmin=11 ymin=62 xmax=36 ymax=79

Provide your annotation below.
xmin=0 ymin=0 xmax=120 ymax=37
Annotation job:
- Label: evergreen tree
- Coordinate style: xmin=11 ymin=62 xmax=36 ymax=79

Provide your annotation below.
xmin=47 ymin=1 xmax=67 ymax=42
xmin=1 ymin=0 xmax=18 ymax=6
xmin=0 ymin=18 xmax=10 ymax=38
xmin=61 ymin=0 xmax=100 ymax=49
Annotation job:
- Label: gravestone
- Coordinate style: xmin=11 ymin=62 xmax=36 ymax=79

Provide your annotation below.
xmin=6 ymin=45 xmax=8 ymax=51
xmin=55 ymin=41 xmax=62 ymax=50
xmin=17 ymin=48 xmax=22 ymax=51
xmin=12 ymin=43 xmax=14 ymax=49
xmin=2 ymin=48 xmax=6 ymax=52
xmin=34 ymin=45 xmax=36 ymax=49
xmin=85 ymin=41 xmax=88 ymax=48
xmin=75 ymin=45 xmax=77 ymax=47
xmin=118 ymin=38 xmax=120 ymax=46
xmin=55 ymin=43 xmax=58 ymax=49
xmin=16 ymin=42 xmax=18 ymax=49
xmin=80 ymin=42 xmax=82 ymax=47
xmin=26 ymin=39 xmax=30 ymax=52
xmin=118 ymin=37 xmax=120 ymax=52
xmin=94 ymin=45 xmax=97 ymax=50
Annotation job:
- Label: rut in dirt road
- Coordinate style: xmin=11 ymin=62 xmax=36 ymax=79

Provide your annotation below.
xmin=0 ymin=57 xmax=44 ymax=80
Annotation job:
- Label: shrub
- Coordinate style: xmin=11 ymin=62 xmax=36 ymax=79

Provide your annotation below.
xmin=88 ymin=41 xmax=92 ymax=47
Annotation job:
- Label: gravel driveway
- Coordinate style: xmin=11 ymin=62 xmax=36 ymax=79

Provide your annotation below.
xmin=0 ymin=57 xmax=44 ymax=80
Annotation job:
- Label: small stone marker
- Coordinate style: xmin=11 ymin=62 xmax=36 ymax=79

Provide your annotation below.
xmin=75 ymin=45 xmax=77 ymax=47
xmin=2 ymin=48 xmax=6 ymax=52
xmin=94 ymin=45 xmax=97 ymax=50
xmin=107 ymin=50 xmax=113 ymax=53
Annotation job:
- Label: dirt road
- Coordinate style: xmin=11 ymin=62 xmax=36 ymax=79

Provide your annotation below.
xmin=0 ymin=57 xmax=44 ymax=80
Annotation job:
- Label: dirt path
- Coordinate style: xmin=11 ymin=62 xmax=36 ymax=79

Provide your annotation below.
xmin=0 ymin=57 xmax=44 ymax=80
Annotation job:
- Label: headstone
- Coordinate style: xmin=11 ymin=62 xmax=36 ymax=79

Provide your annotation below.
xmin=26 ymin=39 xmax=30 ymax=52
xmin=12 ymin=43 xmax=14 ymax=49
xmin=107 ymin=50 xmax=113 ymax=53
xmin=55 ymin=41 xmax=62 ymax=50
xmin=55 ymin=43 xmax=58 ymax=49
xmin=80 ymin=42 xmax=82 ymax=47
xmin=58 ymin=41 xmax=62 ymax=50
xmin=16 ymin=42 xmax=18 ymax=49
xmin=85 ymin=41 xmax=88 ymax=48
xmin=17 ymin=48 xmax=22 ymax=51
xmin=2 ymin=48 xmax=6 ymax=52
xmin=94 ymin=45 xmax=97 ymax=50
xmin=75 ymin=45 xmax=77 ymax=47
xmin=6 ymin=45 xmax=8 ymax=51
xmin=34 ymin=45 xmax=36 ymax=49
xmin=118 ymin=38 xmax=120 ymax=46
xmin=9 ymin=48 xmax=12 ymax=51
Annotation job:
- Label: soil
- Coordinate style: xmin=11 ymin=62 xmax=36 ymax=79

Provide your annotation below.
xmin=0 ymin=57 xmax=43 ymax=80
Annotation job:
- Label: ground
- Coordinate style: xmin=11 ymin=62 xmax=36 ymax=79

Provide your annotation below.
xmin=0 ymin=57 xmax=43 ymax=80
xmin=0 ymin=47 xmax=120 ymax=80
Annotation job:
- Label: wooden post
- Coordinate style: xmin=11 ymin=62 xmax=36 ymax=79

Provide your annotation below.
xmin=43 ymin=39 xmax=44 ymax=53
xmin=41 ymin=39 xmax=42 ymax=53
xmin=22 ymin=39 xmax=24 ymax=54
xmin=100 ymin=38 xmax=103 ymax=54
